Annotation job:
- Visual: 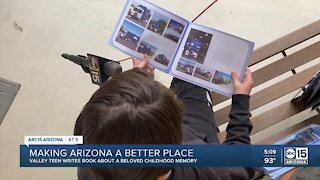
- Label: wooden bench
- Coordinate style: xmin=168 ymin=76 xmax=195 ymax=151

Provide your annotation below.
xmin=212 ymin=18 xmax=319 ymax=155
xmin=212 ymin=19 xmax=319 ymax=179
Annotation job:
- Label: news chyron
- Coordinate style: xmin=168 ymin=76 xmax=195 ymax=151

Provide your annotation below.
xmin=21 ymin=136 xmax=317 ymax=168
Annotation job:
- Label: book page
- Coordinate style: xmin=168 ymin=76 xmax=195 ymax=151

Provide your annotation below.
xmin=110 ymin=0 xmax=188 ymax=72
xmin=171 ymin=23 xmax=254 ymax=96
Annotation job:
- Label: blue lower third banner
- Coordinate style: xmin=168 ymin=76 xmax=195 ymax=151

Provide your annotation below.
xmin=20 ymin=145 xmax=320 ymax=167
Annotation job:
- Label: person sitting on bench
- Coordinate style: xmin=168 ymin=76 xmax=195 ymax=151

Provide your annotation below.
xmin=74 ymin=54 xmax=254 ymax=180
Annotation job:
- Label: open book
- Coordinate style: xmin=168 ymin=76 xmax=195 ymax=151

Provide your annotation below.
xmin=260 ymin=124 xmax=320 ymax=179
xmin=109 ymin=0 xmax=254 ymax=96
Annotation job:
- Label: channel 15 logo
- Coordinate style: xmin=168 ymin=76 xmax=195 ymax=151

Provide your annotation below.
xmin=284 ymin=147 xmax=308 ymax=165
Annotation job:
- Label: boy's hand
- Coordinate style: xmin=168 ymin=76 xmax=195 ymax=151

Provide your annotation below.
xmin=231 ymin=68 xmax=253 ymax=95
xmin=132 ymin=54 xmax=155 ymax=73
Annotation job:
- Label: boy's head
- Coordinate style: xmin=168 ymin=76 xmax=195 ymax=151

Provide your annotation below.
xmin=75 ymin=68 xmax=184 ymax=179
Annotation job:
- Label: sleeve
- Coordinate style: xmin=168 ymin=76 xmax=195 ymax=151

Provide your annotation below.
xmin=223 ymin=94 xmax=253 ymax=144
xmin=170 ymin=78 xmax=220 ymax=144
xmin=74 ymin=117 xmax=82 ymax=136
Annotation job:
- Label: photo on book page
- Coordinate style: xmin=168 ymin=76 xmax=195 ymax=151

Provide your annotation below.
xmin=193 ymin=64 xmax=214 ymax=82
xmin=115 ymin=20 xmax=145 ymax=51
xmin=176 ymin=58 xmax=196 ymax=76
xmin=137 ymin=41 xmax=157 ymax=59
xmin=125 ymin=1 xmax=153 ymax=28
xmin=181 ymin=28 xmax=213 ymax=64
xmin=163 ymin=19 xmax=185 ymax=43
xmin=211 ymin=70 xmax=232 ymax=89
xmin=147 ymin=11 xmax=169 ymax=36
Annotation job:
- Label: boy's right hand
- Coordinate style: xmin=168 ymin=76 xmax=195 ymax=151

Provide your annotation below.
xmin=132 ymin=54 xmax=155 ymax=74
xmin=231 ymin=68 xmax=253 ymax=95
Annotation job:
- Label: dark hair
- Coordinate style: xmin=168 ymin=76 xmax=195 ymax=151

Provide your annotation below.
xmin=74 ymin=68 xmax=184 ymax=180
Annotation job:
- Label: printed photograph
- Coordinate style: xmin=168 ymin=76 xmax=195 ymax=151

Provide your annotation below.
xmin=147 ymin=12 xmax=169 ymax=35
xmin=285 ymin=127 xmax=318 ymax=145
xmin=137 ymin=41 xmax=157 ymax=58
xmin=176 ymin=58 xmax=195 ymax=75
xmin=182 ymin=28 xmax=213 ymax=64
xmin=211 ymin=70 xmax=232 ymax=88
xmin=125 ymin=2 xmax=152 ymax=27
xmin=153 ymin=53 xmax=171 ymax=66
xmin=163 ymin=28 xmax=180 ymax=43
xmin=167 ymin=19 xmax=185 ymax=34
xmin=115 ymin=20 xmax=144 ymax=51
xmin=193 ymin=66 xmax=213 ymax=82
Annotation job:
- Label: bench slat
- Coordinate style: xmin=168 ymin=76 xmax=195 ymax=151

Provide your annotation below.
xmin=211 ymin=41 xmax=320 ymax=106
xmin=256 ymin=115 xmax=320 ymax=144
xmin=249 ymin=19 xmax=320 ymax=65
xmin=252 ymin=41 xmax=320 ymax=87
xmin=218 ymin=101 xmax=306 ymax=142
xmin=215 ymin=63 xmax=320 ymax=126
xmin=211 ymin=93 xmax=230 ymax=106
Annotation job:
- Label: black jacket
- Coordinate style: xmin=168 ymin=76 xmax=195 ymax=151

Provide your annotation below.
xmin=168 ymin=95 xmax=254 ymax=180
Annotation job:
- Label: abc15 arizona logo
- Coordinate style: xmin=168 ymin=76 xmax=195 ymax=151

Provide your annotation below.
xmin=284 ymin=147 xmax=308 ymax=165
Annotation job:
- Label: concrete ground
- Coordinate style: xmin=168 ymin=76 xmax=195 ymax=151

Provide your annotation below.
xmin=0 ymin=0 xmax=319 ymax=179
